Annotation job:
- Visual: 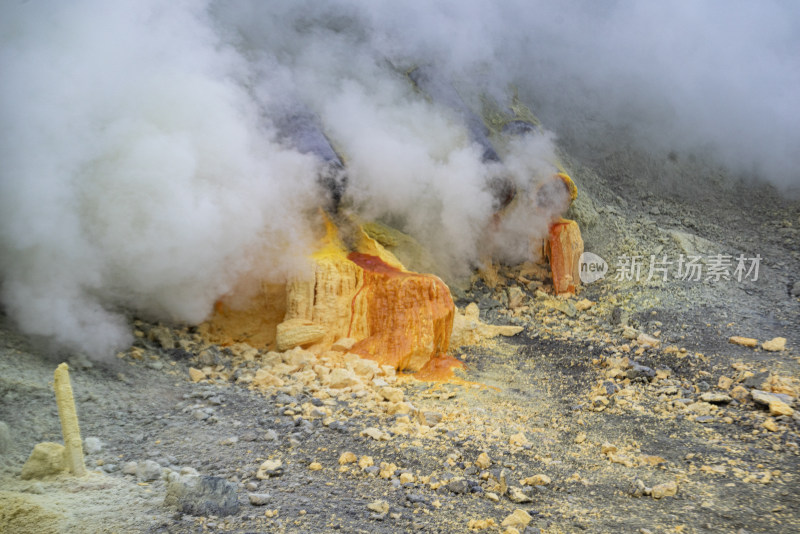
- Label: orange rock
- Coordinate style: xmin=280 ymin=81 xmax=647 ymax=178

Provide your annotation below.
xmin=546 ymin=218 xmax=583 ymax=295
xmin=347 ymin=252 xmax=455 ymax=372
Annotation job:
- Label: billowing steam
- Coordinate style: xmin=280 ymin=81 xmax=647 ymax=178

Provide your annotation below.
xmin=1 ymin=1 xmax=797 ymax=358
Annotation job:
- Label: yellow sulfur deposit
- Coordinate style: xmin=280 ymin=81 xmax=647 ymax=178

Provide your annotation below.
xmin=202 ymin=216 xmax=456 ymax=373
xmin=54 ymin=363 xmax=86 ymax=477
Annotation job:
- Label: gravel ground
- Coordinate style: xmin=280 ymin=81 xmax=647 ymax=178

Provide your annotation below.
xmin=1 ymin=145 xmax=799 ymax=533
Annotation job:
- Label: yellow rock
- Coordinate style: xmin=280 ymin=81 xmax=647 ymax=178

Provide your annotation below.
xmin=308 ymin=462 xmax=323 ymax=471
xmin=188 ymin=367 xmax=206 ymax=383
xmin=380 ymin=387 xmax=404 ymax=403
xmin=769 ymin=400 xmax=794 ymax=417
xmin=730 ymin=385 xmax=749 ymax=401
xmin=762 ymin=337 xmax=786 ymax=352
xmin=358 ymin=456 xmax=374 ymax=469
xmin=399 ymin=472 xmax=415 ymax=484
xmin=729 ymin=336 xmax=758 ymax=348
xmin=338 ymin=452 xmax=357 ymax=465
xmin=367 ymin=500 xmax=389 ymax=514
xmin=501 ymin=509 xmax=532 ymax=528
xmin=475 ymin=452 xmax=491 ymax=470
xmin=20 ymin=442 xmax=67 ymax=480
xmin=717 ymin=376 xmax=733 ymax=390
xmin=650 ymin=480 xmax=678 ymax=499
xmin=327 ymin=368 xmax=360 ymax=389
xmin=521 ymin=474 xmax=550 ymax=486
xmin=762 ymin=418 xmax=779 ymax=432
xmin=468 ymin=518 xmax=497 ymax=530
xmin=379 ymin=462 xmax=398 ymax=479
xmin=509 ymin=432 xmax=529 ymax=447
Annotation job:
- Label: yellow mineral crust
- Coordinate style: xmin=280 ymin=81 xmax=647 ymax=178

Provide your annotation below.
xmin=199 ymin=283 xmax=286 ymax=349
xmin=201 ymin=217 xmax=456 ymax=373
xmin=53 ymin=363 xmax=86 ymax=477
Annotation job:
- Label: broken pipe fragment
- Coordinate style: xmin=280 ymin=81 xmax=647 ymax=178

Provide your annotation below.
xmin=54 ymin=363 xmax=86 ymax=477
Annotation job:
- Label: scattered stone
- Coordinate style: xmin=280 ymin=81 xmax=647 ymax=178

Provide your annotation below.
xmin=468 ymin=518 xmax=498 ymax=530
xmin=730 ymin=336 xmax=758 ymax=348
xmin=629 ymin=479 xmax=649 ymax=498
xmin=399 ymin=472 xmax=415 ymax=484
xmin=521 ymin=474 xmax=550 ymax=486
xmin=338 ymin=452 xmax=357 ymax=465
xmin=248 ymin=493 xmax=271 ymax=506
xmin=308 ymin=461 xmax=323 ymax=471
xmin=485 ymin=492 xmax=500 ymax=502
xmin=20 ymin=442 xmax=67 ymax=480
xmin=361 ymin=427 xmax=391 ymax=441
xmin=164 ymin=475 xmax=239 ymax=516
xmin=188 ymin=368 xmax=206 ymax=383
xmin=762 ymin=337 xmax=786 ymax=352
xmin=380 ymin=387 xmax=404 ymax=403
xmin=502 ymin=509 xmax=533 ymax=529
xmin=762 ymin=418 xmax=779 ymax=432
xmin=121 ymin=461 xmax=138 ymax=475
xmin=700 ymin=392 xmax=732 ymax=404
xmin=507 ymin=487 xmax=532 ymax=503
xmin=136 ymin=460 xmax=162 ymax=481
xmin=717 ymin=376 xmax=734 ymax=390
xmin=328 ymin=368 xmax=361 ymax=389
xmin=627 ymin=362 xmax=655 ymax=380
xmin=574 ymin=432 xmax=586 ymax=444
xmin=637 ymin=333 xmax=660 ymax=347
xmin=509 ymin=432 xmax=529 ymax=447
xmin=650 ymin=481 xmax=678 ymax=499
xmin=769 ymin=400 xmax=794 ymax=417
xmin=447 ymin=478 xmax=469 ymax=494
xmin=751 ymin=389 xmax=785 ymax=406
xmin=256 ymin=459 xmax=283 ymax=479
xmin=475 ymin=452 xmax=491 ymax=470
xmin=730 ymin=386 xmax=749 ymax=401
xmin=575 ymin=299 xmax=594 ymax=311
xmin=358 ymin=456 xmax=374 ymax=469
xmin=379 ymin=462 xmax=398 ymax=479
xmin=419 ymin=411 xmax=443 ymax=426
xmin=367 ymin=500 xmax=390 ymax=514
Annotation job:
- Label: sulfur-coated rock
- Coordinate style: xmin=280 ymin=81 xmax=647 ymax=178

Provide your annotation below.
xmin=20 ymin=442 xmax=67 ymax=480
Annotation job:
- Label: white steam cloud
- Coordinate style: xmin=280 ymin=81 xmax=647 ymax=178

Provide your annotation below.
xmin=1 ymin=1 xmax=797 ymax=358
